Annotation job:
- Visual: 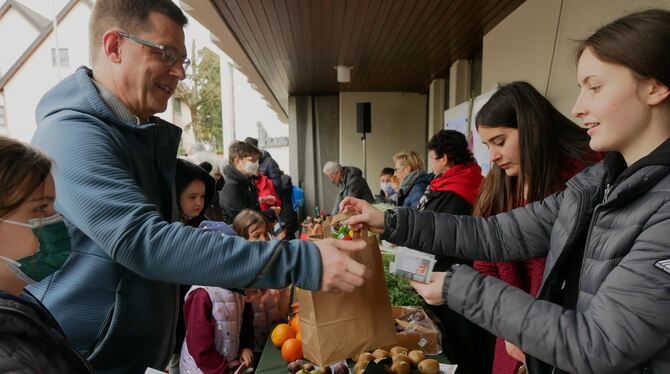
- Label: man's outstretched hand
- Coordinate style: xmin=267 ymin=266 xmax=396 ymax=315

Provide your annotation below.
xmin=314 ymin=238 xmax=371 ymax=292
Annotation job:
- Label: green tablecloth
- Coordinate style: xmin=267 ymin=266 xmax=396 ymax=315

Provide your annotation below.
xmin=255 ymin=337 xmax=450 ymax=374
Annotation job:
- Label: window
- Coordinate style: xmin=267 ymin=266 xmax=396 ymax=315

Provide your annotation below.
xmin=173 ymin=98 xmax=182 ymax=116
xmin=0 ymin=105 xmax=7 ymax=134
xmin=51 ymin=48 xmax=69 ymax=67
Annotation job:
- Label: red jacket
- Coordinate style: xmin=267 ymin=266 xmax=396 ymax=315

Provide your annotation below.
xmin=256 ymin=174 xmax=281 ymax=211
xmin=474 ymin=157 xmax=595 ymax=374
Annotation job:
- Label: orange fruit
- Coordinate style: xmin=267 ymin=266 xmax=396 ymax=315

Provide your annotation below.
xmin=290 ymin=314 xmax=301 ymax=333
xmin=271 ymin=323 xmax=295 ymax=347
xmin=281 ymin=338 xmax=303 ymax=362
xmin=295 ymin=331 xmax=302 ymax=341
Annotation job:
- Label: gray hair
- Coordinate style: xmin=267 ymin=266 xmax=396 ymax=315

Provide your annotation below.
xmin=323 ymin=161 xmax=342 ymax=175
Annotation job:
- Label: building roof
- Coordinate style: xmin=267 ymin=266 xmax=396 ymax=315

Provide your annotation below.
xmin=0 ymin=0 xmax=92 ymax=90
xmin=182 ymin=0 xmax=525 ymax=119
xmin=0 ymin=0 xmax=50 ymax=30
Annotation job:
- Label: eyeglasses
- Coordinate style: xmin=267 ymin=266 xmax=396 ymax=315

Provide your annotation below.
xmin=118 ymin=31 xmax=191 ymax=71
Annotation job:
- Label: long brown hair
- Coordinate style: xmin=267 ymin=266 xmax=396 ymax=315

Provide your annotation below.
xmin=0 ymin=136 xmax=52 ymax=218
xmin=232 ymin=210 xmax=269 ymax=239
xmin=473 ymin=82 xmax=594 ymax=216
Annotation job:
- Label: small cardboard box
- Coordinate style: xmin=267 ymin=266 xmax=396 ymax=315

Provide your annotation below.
xmin=389 ymin=306 xmax=442 ymax=355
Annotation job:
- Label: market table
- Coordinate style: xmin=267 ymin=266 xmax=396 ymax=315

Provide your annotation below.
xmin=255 ymin=337 xmax=452 ymax=374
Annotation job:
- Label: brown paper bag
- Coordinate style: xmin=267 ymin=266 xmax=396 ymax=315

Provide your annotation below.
xmin=297 ymin=212 xmax=397 ymax=365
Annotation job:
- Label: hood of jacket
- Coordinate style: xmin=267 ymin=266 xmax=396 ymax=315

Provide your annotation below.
xmin=223 ymin=164 xmax=254 ymax=185
xmin=176 ymin=158 xmax=216 ymax=225
xmin=429 ymin=162 xmax=483 ymax=205
xmin=340 ymin=166 xmax=364 ymax=187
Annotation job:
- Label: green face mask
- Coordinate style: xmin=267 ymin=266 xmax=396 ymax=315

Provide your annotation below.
xmin=0 ymin=213 xmax=71 ymax=284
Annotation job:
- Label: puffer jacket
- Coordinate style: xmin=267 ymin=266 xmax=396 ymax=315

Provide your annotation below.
xmin=383 ymin=145 xmax=670 ymax=373
xmin=332 ymin=166 xmax=374 ymax=215
xmin=0 ymin=291 xmax=94 ymax=373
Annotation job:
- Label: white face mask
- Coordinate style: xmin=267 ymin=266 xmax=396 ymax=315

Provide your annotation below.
xmin=380 ymin=182 xmax=395 ymax=195
xmin=244 ymin=160 xmax=260 ymax=175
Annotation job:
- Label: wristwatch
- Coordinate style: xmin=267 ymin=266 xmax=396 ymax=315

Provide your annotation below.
xmin=384 ymin=208 xmax=398 ymax=233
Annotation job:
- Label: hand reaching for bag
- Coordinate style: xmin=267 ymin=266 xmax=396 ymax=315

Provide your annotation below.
xmin=339 ymin=197 xmax=385 ymax=233
xmin=314 ymin=238 xmax=371 ymax=292
xmin=410 ymin=272 xmax=446 ymax=305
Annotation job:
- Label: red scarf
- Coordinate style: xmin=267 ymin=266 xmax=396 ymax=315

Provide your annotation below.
xmin=428 ymin=162 xmax=483 ymax=205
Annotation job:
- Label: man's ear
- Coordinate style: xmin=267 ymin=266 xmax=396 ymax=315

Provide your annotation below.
xmin=646 ymin=78 xmax=670 ymax=106
xmin=102 ymin=31 xmax=123 ymax=64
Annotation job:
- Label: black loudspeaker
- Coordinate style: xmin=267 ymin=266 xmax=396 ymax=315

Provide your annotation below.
xmin=356 ymin=102 xmax=371 ymax=134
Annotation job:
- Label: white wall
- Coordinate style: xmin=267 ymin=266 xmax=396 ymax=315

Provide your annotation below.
xmin=0 ymin=6 xmax=41 ymax=75
xmin=339 ymin=92 xmax=427 ymax=192
xmin=3 ymin=2 xmax=90 ymax=142
xmin=482 ymin=0 xmax=670 ymax=117
xmin=230 ymin=68 xmax=289 ymax=172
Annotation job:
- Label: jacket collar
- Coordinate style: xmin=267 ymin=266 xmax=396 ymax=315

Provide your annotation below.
xmin=223 ymin=164 xmax=252 ymax=185
xmin=91 ymin=79 xmax=140 ymax=125
xmin=603 ymin=137 xmax=670 ymax=204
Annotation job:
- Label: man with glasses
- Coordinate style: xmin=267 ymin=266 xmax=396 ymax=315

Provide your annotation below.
xmin=27 ymin=1 xmax=370 ymax=372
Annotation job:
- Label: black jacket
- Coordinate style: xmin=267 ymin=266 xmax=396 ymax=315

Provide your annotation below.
xmin=279 ymin=173 xmax=300 ymax=239
xmin=0 ymin=291 xmax=94 ymax=373
xmin=260 ymin=150 xmax=282 ymax=192
xmin=332 ymin=166 xmax=374 ymax=215
xmin=221 ymin=164 xmax=261 ymax=224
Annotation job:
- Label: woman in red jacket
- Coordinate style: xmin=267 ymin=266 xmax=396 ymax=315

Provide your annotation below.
xmin=472 ymin=81 xmax=599 ymax=374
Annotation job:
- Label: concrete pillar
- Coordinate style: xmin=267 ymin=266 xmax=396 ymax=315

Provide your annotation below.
xmin=288 ymin=95 xmax=340 ymax=217
xmin=428 ymin=79 xmax=446 ymax=137
xmin=221 ymin=61 xmax=235 ymax=159
xmin=449 ymin=59 xmax=471 ymax=108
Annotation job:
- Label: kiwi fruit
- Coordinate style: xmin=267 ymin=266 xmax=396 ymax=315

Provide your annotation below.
xmin=408 ymin=350 xmax=425 ymax=366
xmin=417 ymin=359 xmax=439 ymax=374
xmin=372 ymin=349 xmax=390 ymax=360
xmin=389 ymin=346 xmax=409 ymax=357
xmin=392 ymin=354 xmax=413 ymax=367
xmin=391 ymin=361 xmax=411 ymax=374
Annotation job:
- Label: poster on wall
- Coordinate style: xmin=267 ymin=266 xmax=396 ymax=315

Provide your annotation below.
xmin=444 ymin=100 xmax=471 ymax=137
xmin=469 ymin=87 xmax=499 ymax=176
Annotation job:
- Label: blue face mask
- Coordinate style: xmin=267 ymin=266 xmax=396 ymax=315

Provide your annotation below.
xmin=380 ymin=182 xmax=395 ymax=195
xmin=0 ymin=213 xmax=71 ymax=284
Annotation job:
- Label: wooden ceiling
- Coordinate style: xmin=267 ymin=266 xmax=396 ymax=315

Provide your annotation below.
xmin=211 ymin=0 xmax=524 ymax=114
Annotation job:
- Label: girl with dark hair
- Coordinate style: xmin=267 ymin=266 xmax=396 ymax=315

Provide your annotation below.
xmin=176 ymin=158 xmax=216 ymax=227
xmin=0 ymin=136 xmax=94 ymax=373
xmin=472 ymin=81 xmax=597 ymax=374
xmin=342 ymin=8 xmax=670 ymax=374
xmin=170 ymin=158 xmax=218 ymax=373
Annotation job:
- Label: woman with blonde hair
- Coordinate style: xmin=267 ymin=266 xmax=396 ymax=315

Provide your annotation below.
xmin=393 ymin=150 xmax=430 ymax=208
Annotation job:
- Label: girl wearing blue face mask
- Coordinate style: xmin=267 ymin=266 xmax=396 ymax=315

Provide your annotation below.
xmin=0 ymin=136 xmax=94 ymax=373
